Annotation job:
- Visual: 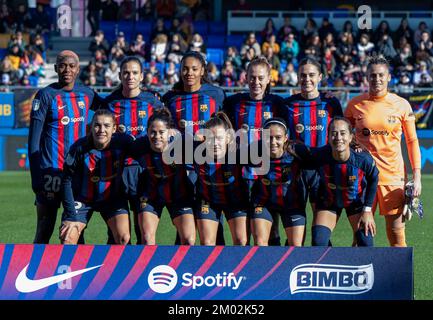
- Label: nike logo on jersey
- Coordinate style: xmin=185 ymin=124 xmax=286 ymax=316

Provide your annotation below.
xmin=293 ymin=112 xmax=303 ymax=117
xmin=239 ymin=112 xmax=248 ymax=116
xmin=176 ymin=108 xmax=185 ymax=112
xmin=58 ymin=105 xmax=67 ymax=110
xmin=15 ymin=264 xmax=103 ymax=293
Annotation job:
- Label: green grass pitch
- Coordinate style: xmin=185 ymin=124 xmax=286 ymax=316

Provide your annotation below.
xmin=0 ymin=171 xmax=431 ymax=299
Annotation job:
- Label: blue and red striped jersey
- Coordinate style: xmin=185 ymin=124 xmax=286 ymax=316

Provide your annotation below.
xmin=62 ymin=133 xmax=134 ymax=215
xmin=104 ymin=89 xmax=163 ymax=165
xmin=294 ymin=144 xmax=379 ymax=209
xmin=223 ymin=93 xmax=287 ymax=145
xmin=285 ymin=93 xmax=343 ymax=147
xmin=194 ymin=160 xmax=249 ymax=207
xmin=245 ymin=152 xmax=305 ymax=210
xmin=134 ymin=137 xmax=193 ymax=206
xmin=28 ymin=83 xmax=102 ymax=192
xmin=162 ymin=83 xmax=225 ymax=136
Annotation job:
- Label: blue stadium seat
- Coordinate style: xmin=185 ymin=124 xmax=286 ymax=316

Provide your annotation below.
xmin=0 ymin=48 xmax=7 ymax=60
xmin=226 ymin=34 xmax=244 ymax=50
xmin=206 ymin=35 xmax=226 ymax=49
xmin=209 ymin=22 xmax=226 ymax=35
xmin=280 ymin=60 xmax=288 ymax=74
xmin=136 ymin=21 xmax=153 ymax=35
xmin=206 ymin=48 xmax=224 ymax=67
xmin=28 ymin=76 xmax=39 ymax=86
xmin=194 ymin=21 xmax=208 ymax=36
xmin=100 ymin=21 xmax=117 ymax=41
xmin=155 ymin=62 xmax=165 ymax=76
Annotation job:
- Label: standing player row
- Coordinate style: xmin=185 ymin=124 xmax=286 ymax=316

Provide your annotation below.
xmin=28 ymin=51 xmax=421 ymax=247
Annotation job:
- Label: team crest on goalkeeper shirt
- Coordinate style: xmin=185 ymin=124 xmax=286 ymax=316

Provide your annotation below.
xmin=387 ymin=115 xmax=397 ymax=124
xmin=200 ymin=104 xmax=208 ymax=112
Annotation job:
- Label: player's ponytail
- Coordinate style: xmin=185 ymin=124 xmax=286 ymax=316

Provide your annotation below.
xmin=147 ymin=107 xmax=174 ymax=129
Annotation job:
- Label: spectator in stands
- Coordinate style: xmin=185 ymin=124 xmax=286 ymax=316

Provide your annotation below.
xmin=104 ymin=60 xmax=120 ymax=87
xmin=89 ymin=30 xmax=110 ymax=56
xmin=280 ymin=33 xmax=299 ymax=64
xmin=151 ymin=18 xmax=169 ymax=42
xmin=395 ymin=42 xmax=415 ymax=74
xmin=80 ymin=60 xmax=104 ymax=86
xmin=169 ymin=17 xmax=186 ymax=40
xmin=264 ymin=47 xmax=280 ymax=86
xmin=31 ymin=4 xmax=50 ymax=34
xmin=219 ymin=60 xmax=237 ymax=87
xmin=101 ymin=0 xmax=119 ymax=21
xmin=377 ymin=34 xmax=397 ymax=61
xmin=167 ymin=33 xmax=188 ymax=64
xmin=340 ymin=20 xmax=356 ymax=41
xmin=394 ymin=18 xmax=413 ymax=45
xmin=261 ymin=18 xmax=277 ymax=42
xmin=8 ymin=32 xmax=26 ymax=52
xmin=322 ymin=32 xmax=337 ymax=55
xmin=20 ymin=45 xmax=45 ymax=78
xmin=232 ymin=0 xmax=252 ymax=11
xmin=262 ymin=34 xmax=280 ymax=56
xmin=151 ymin=33 xmax=169 ymax=62
xmin=357 ymin=33 xmax=375 ymax=57
xmin=396 ymin=72 xmax=414 ymax=93
xmin=225 ymin=46 xmax=242 ymax=73
xmin=207 ymin=62 xmax=220 ymax=85
xmin=277 ymin=16 xmax=299 ymax=42
xmin=419 ymin=73 xmax=433 ymax=88
xmin=0 ymin=3 xmax=13 ymax=33
xmin=142 ymin=71 xmax=156 ymax=89
xmin=118 ymin=0 xmax=135 ymax=21
xmin=321 ymin=47 xmax=336 ymax=81
xmin=413 ymin=60 xmax=431 ymax=85
xmin=94 ymin=49 xmax=108 ymax=70
xmin=336 ymin=32 xmax=356 ymax=62
xmin=156 ymin=0 xmax=176 ymax=19
xmin=373 ymin=20 xmax=392 ymax=43
xmin=318 ymin=17 xmax=337 ymax=41
xmin=6 ymin=44 xmax=23 ymax=72
xmin=304 ymin=33 xmax=321 ymax=60
xmin=179 ymin=16 xmax=194 ymax=43
xmin=13 ymin=3 xmax=33 ymax=32
xmin=280 ymin=62 xmax=298 ymax=86
xmin=414 ymin=21 xmax=430 ymax=48
xmin=129 ymin=33 xmax=146 ymax=58
xmin=0 ymin=57 xmax=20 ymax=85
xmin=87 ymin=0 xmax=101 ymax=36
xmin=138 ymin=0 xmax=153 ymax=20
xmin=109 ymin=45 xmax=126 ymax=65
xmin=242 ymin=47 xmax=255 ymax=70
xmin=415 ymin=31 xmax=433 ymax=59
xmin=301 ymin=18 xmax=317 ymax=47
xmin=192 ymin=0 xmax=211 ymax=21
xmin=189 ymin=33 xmax=206 ymax=53
xmin=165 ymin=61 xmax=179 ymax=84
xmin=342 ymin=61 xmax=362 ymax=87
xmin=146 ymin=61 xmax=161 ymax=85
xmin=240 ymin=32 xmax=261 ymax=57
xmin=112 ymin=32 xmax=129 ymax=53
xmin=29 ymin=33 xmax=46 ymax=59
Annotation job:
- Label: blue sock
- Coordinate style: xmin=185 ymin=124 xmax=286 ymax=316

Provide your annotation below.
xmin=312 ymin=225 xmax=332 ymax=246
xmin=356 ymin=229 xmax=374 ymax=247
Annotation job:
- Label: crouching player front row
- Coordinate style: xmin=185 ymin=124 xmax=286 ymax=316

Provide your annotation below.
xmin=288 ymin=116 xmax=379 ymax=246
xmin=59 ymin=108 xmax=196 ymax=245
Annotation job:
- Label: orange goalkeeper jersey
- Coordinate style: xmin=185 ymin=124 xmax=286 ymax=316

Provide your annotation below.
xmin=345 ymin=92 xmax=421 ymax=186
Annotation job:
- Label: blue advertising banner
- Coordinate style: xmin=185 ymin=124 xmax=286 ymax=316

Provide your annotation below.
xmin=0 ymin=93 xmax=14 ymax=128
xmin=0 ymin=245 xmax=413 ymax=300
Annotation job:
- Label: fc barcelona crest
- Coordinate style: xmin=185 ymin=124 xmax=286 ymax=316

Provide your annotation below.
xmin=318 ymin=110 xmax=326 ymax=117
xmin=200 ymin=104 xmax=208 ymax=112
xmin=78 ymin=101 xmax=85 ymax=109
xmin=263 ymin=112 xmax=271 ymax=119
xmin=138 ymin=110 xmax=147 ymax=118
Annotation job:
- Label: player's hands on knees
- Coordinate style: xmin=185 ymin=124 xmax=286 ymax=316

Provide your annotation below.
xmin=59 ymin=221 xmax=85 ymax=243
xmin=358 ymin=210 xmax=376 ymax=237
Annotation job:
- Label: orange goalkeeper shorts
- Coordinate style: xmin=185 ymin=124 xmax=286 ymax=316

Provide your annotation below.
xmin=372 ymin=185 xmax=405 ymax=216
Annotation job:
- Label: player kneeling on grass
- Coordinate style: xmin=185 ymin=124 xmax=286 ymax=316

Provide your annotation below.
xmin=289 ymin=117 xmax=379 ymax=246
xmin=60 ymin=110 xmax=134 ymax=245
xmin=247 ymin=118 xmax=307 ymax=246
xmin=134 ymin=108 xmax=196 ymax=245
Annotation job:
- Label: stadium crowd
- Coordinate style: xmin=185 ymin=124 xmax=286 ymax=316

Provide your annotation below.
xmin=1 ymin=1 xmax=433 ymax=91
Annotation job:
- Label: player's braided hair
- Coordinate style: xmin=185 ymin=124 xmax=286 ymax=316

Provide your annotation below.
xmin=173 ymin=51 xmax=211 ymax=91
xmin=367 ymin=54 xmax=390 ymax=71
xmin=147 ymin=107 xmax=174 ymax=129
xmin=246 ymin=56 xmax=272 ymax=95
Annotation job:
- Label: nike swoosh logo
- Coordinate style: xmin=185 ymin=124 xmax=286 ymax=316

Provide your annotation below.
xmin=15 ymin=263 xmax=103 ymax=293
xmin=58 ymin=105 xmax=66 ymax=110
xmin=291 ymin=218 xmax=301 ymax=222
xmin=239 ymin=112 xmax=248 ymax=116
xmin=176 ymin=108 xmax=185 ymax=112
xmin=293 ymin=112 xmax=303 ymax=117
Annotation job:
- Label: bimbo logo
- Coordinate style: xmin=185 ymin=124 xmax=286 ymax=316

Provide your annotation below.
xmin=148 ymin=265 xmax=178 ymax=294
xmin=290 ymin=263 xmax=374 ymax=295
